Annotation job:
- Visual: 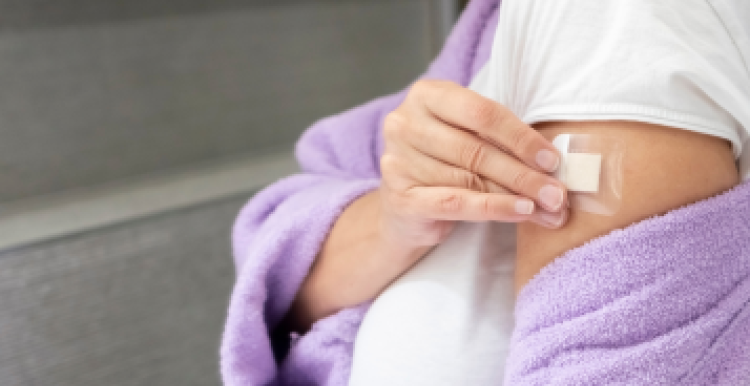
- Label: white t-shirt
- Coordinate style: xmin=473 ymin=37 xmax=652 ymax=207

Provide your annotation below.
xmin=349 ymin=1 xmax=750 ymax=385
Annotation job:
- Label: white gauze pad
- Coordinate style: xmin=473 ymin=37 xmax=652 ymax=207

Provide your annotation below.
xmin=563 ymin=153 xmax=602 ymax=192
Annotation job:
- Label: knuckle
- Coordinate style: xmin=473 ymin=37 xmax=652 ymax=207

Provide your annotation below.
xmin=457 ymin=141 xmax=488 ymax=173
xmin=510 ymin=168 xmax=533 ymax=191
xmin=452 ymin=169 xmax=486 ymax=192
xmin=434 ymin=193 xmax=464 ymax=215
xmin=380 ymin=153 xmax=399 ymax=174
xmin=380 ymin=155 xmax=406 ymax=190
xmin=383 ymin=112 xmax=408 ymax=140
xmin=481 ymin=196 xmax=508 ymax=218
xmin=412 ymin=79 xmax=453 ymax=103
xmin=466 ymin=98 xmax=500 ymax=129
xmin=411 ymin=79 xmax=437 ymax=98
xmin=481 ymin=196 xmax=495 ymax=217
xmin=508 ymin=124 xmax=535 ymax=153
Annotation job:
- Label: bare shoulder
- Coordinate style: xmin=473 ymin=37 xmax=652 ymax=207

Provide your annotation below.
xmin=516 ymin=120 xmax=739 ymax=291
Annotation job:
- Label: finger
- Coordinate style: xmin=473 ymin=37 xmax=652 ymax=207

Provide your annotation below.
xmin=396 ymin=143 xmax=510 ymax=195
xmin=412 ymin=80 xmax=560 ymax=173
xmin=403 ymin=186 xmax=536 ymax=222
xmin=383 ymin=118 xmax=509 ymax=194
xmin=405 ymin=117 xmax=567 ymax=212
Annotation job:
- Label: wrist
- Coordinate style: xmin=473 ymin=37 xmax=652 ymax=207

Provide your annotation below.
xmin=287 ymin=189 xmax=433 ymax=331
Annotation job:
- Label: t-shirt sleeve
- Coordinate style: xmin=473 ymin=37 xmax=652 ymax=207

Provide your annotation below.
xmin=483 ymin=0 xmax=750 ymax=179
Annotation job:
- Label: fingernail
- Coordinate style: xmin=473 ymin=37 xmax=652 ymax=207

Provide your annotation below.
xmin=540 ymin=211 xmax=565 ymax=227
xmin=539 ymin=185 xmax=564 ymax=211
xmin=536 ymin=149 xmax=560 ymax=172
xmin=515 ymin=199 xmax=535 ymax=215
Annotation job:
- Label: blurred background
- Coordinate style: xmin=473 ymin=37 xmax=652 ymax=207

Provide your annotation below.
xmin=0 ymin=1 xmax=463 ymax=385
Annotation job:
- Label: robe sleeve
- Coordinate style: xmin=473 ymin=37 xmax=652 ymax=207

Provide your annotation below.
xmin=505 ymin=181 xmax=750 ymax=385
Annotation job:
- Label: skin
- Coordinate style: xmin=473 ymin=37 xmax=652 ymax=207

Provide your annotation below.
xmin=516 ymin=121 xmax=739 ymax=292
xmin=286 ymin=80 xmax=739 ymax=332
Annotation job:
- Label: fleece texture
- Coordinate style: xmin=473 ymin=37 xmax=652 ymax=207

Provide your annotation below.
xmin=507 ymin=182 xmax=750 ymax=385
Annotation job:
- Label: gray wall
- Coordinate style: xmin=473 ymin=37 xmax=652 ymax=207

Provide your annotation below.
xmin=0 ymin=196 xmax=242 ymax=386
xmin=0 ymin=0 xmax=434 ymax=203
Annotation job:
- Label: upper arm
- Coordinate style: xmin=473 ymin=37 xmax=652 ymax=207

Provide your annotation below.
xmin=515 ymin=120 xmax=739 ymax=291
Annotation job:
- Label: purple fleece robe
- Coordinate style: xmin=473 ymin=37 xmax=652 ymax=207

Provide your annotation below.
xmin=507 ymin=182 xmax=750 ymax=385
xmin=221 ymin=0 xmax=750 ymax=384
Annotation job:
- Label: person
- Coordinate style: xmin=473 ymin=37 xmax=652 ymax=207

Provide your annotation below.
xmin=221 ymin=0 xmax=750 ymax=384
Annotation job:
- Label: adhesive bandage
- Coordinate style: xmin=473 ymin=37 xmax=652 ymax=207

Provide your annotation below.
xmin=552 ymin=134 xmax=625 ymax=216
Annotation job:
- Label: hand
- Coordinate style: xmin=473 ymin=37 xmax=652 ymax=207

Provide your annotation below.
xmin=379 ymin=79 xmax=569 ymax=249
xmin=286 ymin=80 xmax=570 ymax=330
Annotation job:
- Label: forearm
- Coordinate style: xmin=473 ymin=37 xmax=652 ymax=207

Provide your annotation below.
xmin=287 ymin=189 xmax=430 ymax=331
xmin=516 ymin=121 xmax=739 ymax=292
